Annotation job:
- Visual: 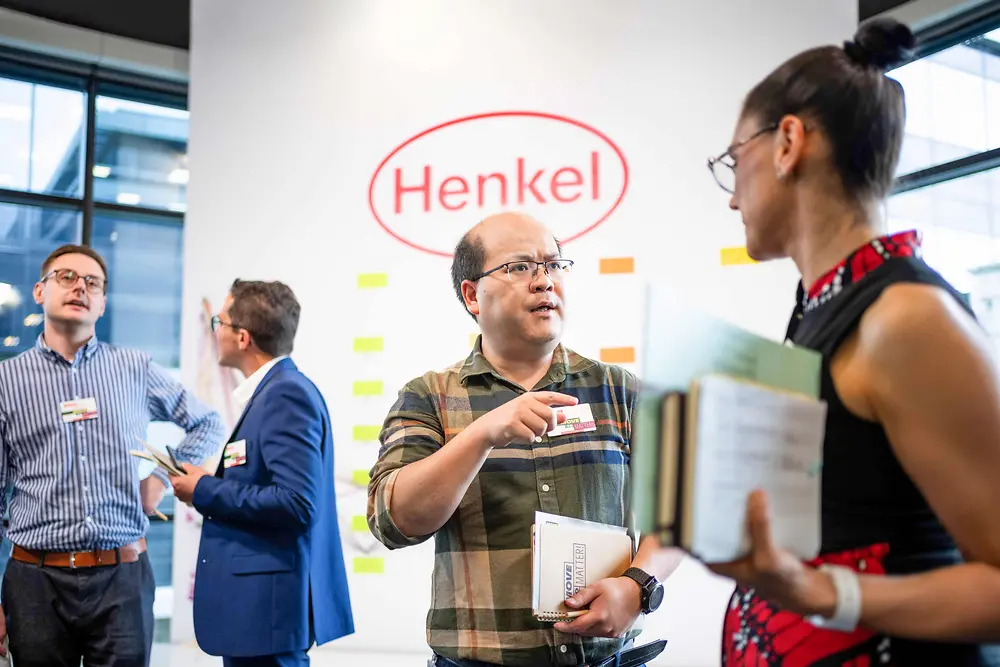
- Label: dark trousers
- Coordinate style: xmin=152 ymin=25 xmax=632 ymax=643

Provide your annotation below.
xmin=1 ymin=551 xmax=155 ymax=667
xmin=223 ymin=652 xmax=309 ymax=667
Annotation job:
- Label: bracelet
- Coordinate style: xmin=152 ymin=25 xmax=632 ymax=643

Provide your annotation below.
xmin=806 ymin=564 xmax=861 ymax=632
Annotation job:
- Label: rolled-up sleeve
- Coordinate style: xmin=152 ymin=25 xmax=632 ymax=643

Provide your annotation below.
xmin=367 ymin=377 xmax=444 ymax=550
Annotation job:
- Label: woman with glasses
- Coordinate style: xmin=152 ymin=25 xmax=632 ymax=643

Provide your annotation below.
xmin=701 ymin=17 xmax=1000 ymax=666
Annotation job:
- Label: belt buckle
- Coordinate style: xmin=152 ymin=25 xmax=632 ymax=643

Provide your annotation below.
xmin=69 ymin=552 xmax=77 ymax=569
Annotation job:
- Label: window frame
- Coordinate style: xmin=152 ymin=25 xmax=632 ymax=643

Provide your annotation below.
xmin=891 ymin=1 xmax=1000 ymax=194
xmin=0 ymin=44 xmax=188 ymax=244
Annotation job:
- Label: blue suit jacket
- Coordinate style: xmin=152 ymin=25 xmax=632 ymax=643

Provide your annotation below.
xmin=191 ymin=358 xmax=354 ymax=657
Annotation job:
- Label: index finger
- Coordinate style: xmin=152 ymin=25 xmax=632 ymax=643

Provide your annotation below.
xmin=531 ymin=392 xmax=579 ymax=407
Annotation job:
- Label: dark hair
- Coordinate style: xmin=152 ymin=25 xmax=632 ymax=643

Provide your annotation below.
xmin=228 ymin=279 xmax=300 ymax=357
xmin=41 ymin=244 xmax=109 ymax=282
xmin=450 ymin=229 xmax=563 ymax=320
xmin=742 ymin=17 xmax=915 ymax=201
xmin=451 ymin=232 xmax=488 ymax=320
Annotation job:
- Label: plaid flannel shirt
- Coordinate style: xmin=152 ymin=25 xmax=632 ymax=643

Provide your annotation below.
xmin=368 ymin=337 xmax=640 ymax=667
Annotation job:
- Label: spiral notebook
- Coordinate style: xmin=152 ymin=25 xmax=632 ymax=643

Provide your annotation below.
xmin=530 ymin=511 xmax=634 ymax=622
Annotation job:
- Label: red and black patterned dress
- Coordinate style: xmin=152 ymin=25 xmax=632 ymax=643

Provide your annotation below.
xmin=721 ymin=230 xmax=1000 ymax=666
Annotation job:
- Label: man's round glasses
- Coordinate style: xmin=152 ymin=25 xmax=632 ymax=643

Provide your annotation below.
xmin=42 ymin=269 xmax=106 ymax=295
xmin=475 ymin=259 xmax=574 ymax=283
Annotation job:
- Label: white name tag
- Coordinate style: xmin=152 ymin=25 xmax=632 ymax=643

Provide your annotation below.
xmin=60 ymin=398 xmax=98 ymax=423
xmin=548 ymin=403 xmax=597 ymax=437
xmin=223 ymin=439 xmax=247 ymax=468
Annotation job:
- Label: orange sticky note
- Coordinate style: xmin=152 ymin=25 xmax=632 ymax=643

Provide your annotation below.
xmin=600 ymin=347 xmax=635 ymax=364
xmin=599 ymin=257 xmax=635 ymax=274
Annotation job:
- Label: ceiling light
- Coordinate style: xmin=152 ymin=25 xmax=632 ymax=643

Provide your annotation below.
xmin=167 ymin=168 xmax=189 ymax=185
xmin=0 ymin=283 xmax=21 ymax=310
xmin=24 ymin=313 xmax=43 ymax=327
xmin=3 ymin=336 xmax=19 ymax=348
xmin=166 ymin=202 xmax=187 ymax=213
xmin=93 ymin=165 xmax=111 ymax=178
xmin=116 ymin=192 xmax=141 ymax=206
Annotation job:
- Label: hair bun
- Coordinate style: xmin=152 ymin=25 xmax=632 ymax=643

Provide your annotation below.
xmin=845 ymin=17 xmax=915 ymax=71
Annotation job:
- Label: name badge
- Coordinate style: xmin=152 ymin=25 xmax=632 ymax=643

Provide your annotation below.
xmin=223 ymin=439 xmax=247 ymax=468
xmin=60 ymin=398 xmax=98 ymax=423
xmin=548 ymin=403 xmax=597 ymax=437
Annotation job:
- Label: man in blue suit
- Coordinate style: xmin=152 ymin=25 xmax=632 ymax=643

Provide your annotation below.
xmin=171 ymin=279 xmax=354 ymax=667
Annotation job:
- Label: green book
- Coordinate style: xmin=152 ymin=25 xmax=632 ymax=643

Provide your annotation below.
xmin=630 ymin=285 xmax=823 ymax=538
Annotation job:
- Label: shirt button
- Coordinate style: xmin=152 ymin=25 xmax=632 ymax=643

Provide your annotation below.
xmin=559 ymin=645 xmax=568 ymax=653
xmin=201 ymin=558 xmax=207 ymax=564
xmin=80 ymin=455 xmax=87 ymax=462
xmin=86 ymin=516 xmax=93 ymax=523
xmin=541 ymin=484 xmax=550 ymax=492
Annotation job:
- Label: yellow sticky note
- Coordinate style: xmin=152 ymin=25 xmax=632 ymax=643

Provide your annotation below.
xmin=599 ymin=257 xmax=635 ymax=274
xmin=720 ymin=246 xmax=756 ymax=266
xmin=353 ymin=337 xmax=383 ymax=353
xmin=353 ymin=425 xmax=381 ymax=441
xmin=352 ymin=469 xmax=370 ymax=486
xmin=353 ymin=557 xmax=384 ymax=574
xmin=357 ymin=273 xmax=388 ymax=289
xmin=600 ymin=347 xmax=636 ymax=364
xmin=352 ymin=380 xmax=383 ymax=396
xmin=351 ymin=515 xmax=369 ymax=532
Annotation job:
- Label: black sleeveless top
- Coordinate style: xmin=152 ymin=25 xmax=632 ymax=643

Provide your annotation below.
xmin=721 ymin=231 xmax=1000 ymax=666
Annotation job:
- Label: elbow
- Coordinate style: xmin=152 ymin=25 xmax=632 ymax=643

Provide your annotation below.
xmin=286 ymin=494 xmax=318 ymax=534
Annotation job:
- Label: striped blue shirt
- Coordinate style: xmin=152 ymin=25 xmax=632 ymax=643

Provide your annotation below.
xmin=0 ymin=334 xmax=225 ymax=551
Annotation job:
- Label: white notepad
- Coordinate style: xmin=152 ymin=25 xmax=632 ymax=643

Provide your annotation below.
xmin=530 ymin=512 xmax=633 ymax=622
xmin=668 ymin=374 xmax=826 ymax=562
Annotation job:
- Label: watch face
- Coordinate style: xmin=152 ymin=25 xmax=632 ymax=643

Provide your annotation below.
xmin=648 ymin=584 xmax=664 ymax=612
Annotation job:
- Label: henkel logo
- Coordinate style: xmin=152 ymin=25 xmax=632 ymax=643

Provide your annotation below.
xmin=368 ymin=111 xmax=629 ymax=257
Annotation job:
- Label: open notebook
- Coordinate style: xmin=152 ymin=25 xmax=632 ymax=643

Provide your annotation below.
xmin=649 ymin=373 xmax=826 ymax=562
xmin=530 ymin=512 xmax=634 ymax=622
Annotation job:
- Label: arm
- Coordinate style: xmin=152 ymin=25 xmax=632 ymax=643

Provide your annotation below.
xmin=0 ymin=404 xmax=7 ymax=545
xmin=367 ymin=379 xmax=463 ymax=548
xmin=146 ymin=360 xmax=225 ymax=485
xmin=191 ymin=381 xmax=322 ymax=533
xmin=839 ymin=284 xmax=1000 ymax=641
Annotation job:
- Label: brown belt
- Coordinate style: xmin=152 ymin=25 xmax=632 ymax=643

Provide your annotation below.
xmin=11 ymin=538 xmax=146 ymax=569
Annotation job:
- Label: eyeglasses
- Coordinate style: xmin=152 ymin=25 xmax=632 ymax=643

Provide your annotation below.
xmin=707 ymin=123 xmax=778 ymax=194
xmin=41 ymin=268 xmax=107 ymax=295
xmin=475 ymin=259 xmax=574 ymax=283
xmin=210 ymin=315 xmax=241 ymax=333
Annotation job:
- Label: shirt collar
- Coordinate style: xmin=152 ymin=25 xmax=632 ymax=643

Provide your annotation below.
xmin=459 ymin=335 xmax=595 ymax=388
xmin=233 ymin=356 xmax=287 ymax=410
xmin=35 ymin=333 xmax=100 ymax=364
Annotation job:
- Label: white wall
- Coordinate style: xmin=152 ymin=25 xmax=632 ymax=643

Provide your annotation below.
xmin=183 ymin=1 xmax=856 ymax=665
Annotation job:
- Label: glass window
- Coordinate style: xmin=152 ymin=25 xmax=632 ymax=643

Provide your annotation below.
xmin=891 ymin=25 xmax=1000 ymax=175
xmin=90 ymin=210 xmax=183 ymax=368
xmin=0 ymin=76 xmax=85 ymax=197
xmin=0 ymin=202 xmax=82 ymax=360
xmin=93 ymin=96 xmax=189 ymax=212
xmin=888 ymin=166 xmax=1000 ymax=294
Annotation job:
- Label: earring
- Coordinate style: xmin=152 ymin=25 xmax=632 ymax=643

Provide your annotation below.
xmin=776 ymin=169 xmax=786 ymax=181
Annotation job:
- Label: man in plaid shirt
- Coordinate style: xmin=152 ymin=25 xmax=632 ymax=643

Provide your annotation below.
xmin=368 ymin=212 xmax=680 ymax=667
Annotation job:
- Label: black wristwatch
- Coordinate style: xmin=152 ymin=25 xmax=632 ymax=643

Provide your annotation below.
xmin=620 ymin=567 xmax=663 ymax=614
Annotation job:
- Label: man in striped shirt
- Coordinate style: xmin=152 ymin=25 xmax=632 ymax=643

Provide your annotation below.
xmin=0 ymin=244 xmax=224 ymax=667
xmin=368 ymin=213 xmax=680 ymax=667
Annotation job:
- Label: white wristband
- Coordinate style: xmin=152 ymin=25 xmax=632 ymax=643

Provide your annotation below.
xmin=807 ymin=564 xmax=861 ymax=632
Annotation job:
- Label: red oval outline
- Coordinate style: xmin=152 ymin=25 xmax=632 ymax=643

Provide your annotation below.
xmin=368 ymin=111 xmax=630 ymax=258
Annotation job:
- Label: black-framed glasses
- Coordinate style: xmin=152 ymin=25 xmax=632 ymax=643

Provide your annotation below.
xmin=707 ymin=123 xmax=779 ymax=194
xmin=41 ymin=268 xmax=107 ymax=295
xmin=475 ymin=259 xmax=574 ymax=283
xmin=210 ymin=315 xmax=241 ymax=333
